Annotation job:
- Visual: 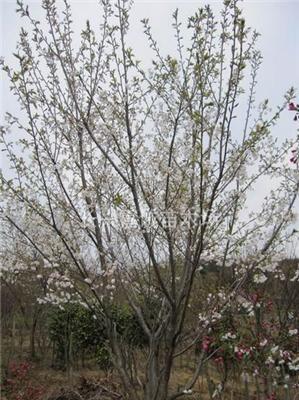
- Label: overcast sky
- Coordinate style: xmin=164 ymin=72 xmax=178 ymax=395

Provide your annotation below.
xmin=1 ymin=0 xmax=299 ymax=254
xmin=1 ymin=0 xmax=299 ymax=120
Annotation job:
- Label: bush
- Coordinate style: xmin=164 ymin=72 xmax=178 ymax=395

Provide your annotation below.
xmin=95 ymin=343 xmax=113 ymax=371
xmin=2 ymin=362 xmax=44 ymax=400
xmin=110 ymin=304 xmax=148 ymax=347
xmin=48 ymin=303 xmax=147 ymax=370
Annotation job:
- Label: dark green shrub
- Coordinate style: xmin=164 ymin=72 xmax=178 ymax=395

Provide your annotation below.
xmin=48 ymin=304 xmax=106 ymax=369
xmin=110 ymin=304 xmax=148 ymax=347
xmin=48 ymin=303 xmax=147 ymax=370
xmin=95 ymin=343 xmax=113 ymax=371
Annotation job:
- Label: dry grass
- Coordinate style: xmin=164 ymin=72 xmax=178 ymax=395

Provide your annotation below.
xmin=2 ymin=351 xmax=298 ymax=400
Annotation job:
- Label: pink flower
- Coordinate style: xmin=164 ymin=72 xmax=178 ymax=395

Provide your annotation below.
xmin=267 ymin=393 xmax=277 ymax=400
xmin=202 ymin=336 xmax=212 ymax=352
xmin=235 ymin=346 xmax=245 ymax=361
xmin=288 ymin=103 xmax=298 ymax=111
xmin=214 ymin=356 xmax=224 ymax=364
xmin=250 ymin=292 xmax=260 ymax=305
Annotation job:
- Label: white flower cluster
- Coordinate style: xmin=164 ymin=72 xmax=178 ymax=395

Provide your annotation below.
xmin=288 ymin=357 xmax=299 ymax=372
xmin=182 ymin=389 xmax=192 ymax=395
xmin=37 ymin=271 xmax=75 ymax=306
xmin=47 ymin=271 xmax=74 ymax=289
xmin=43 ymin=258 xmax=54 ymax=268
xmin=269 ymin=347 xmax=299 ymax=372
xmin=212 ymin=383 xmax=223 ymax=398
xmin=253 ymin=273 xmax=267 ymax=284
xmin=234 ymin=346 xmax=251 ymax=357
xmin=198 ymin=313 xmax=209 ymax=328
xmin=237 ymin=296 xmax=254 ymax=316
xmin=265 ymin=355 xmax=275 ymax=366
xmin=288 ymin=328 xmax=298 ymax=337
xmin=260 ymin=338 xmax=268 ymax=347
xmin=38 ymin=291 xmax=71 ymax=305
xmin=263 ymin=262 xmax=279 ymax=273
xmin=211 ymin=311 xmax=222 ymax=323
xmin=221 ymin=332 xmax=237 ymax=341
xmin=290 ymin=269 xmax=299 ymax=282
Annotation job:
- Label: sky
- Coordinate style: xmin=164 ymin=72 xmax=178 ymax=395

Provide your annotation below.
xmin=1 ymin=0 xmax=299 ymax=121
xmin=0 ymin=0 xmax=299 ymax=254
xmin=1 ymin=0 xmax=298 ymax=127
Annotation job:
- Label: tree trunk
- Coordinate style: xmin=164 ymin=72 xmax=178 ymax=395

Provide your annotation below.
xmin=11 ymin=314 xmax=16 ymax=354
xmin=144 ymin=341 xmax=175 ymax=400
xmin=30 ymin=317 xmax=38 ymax=359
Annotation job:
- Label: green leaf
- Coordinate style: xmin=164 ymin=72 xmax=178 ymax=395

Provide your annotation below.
xmin=12 ymin=72 xmax=20 ymax=82
xmin=113 ymin=193 xmax=123 ymax=206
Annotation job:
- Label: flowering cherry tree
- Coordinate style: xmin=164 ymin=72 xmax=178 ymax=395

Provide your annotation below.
xmin=1 ymin=0 xmax=298 ymax=399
